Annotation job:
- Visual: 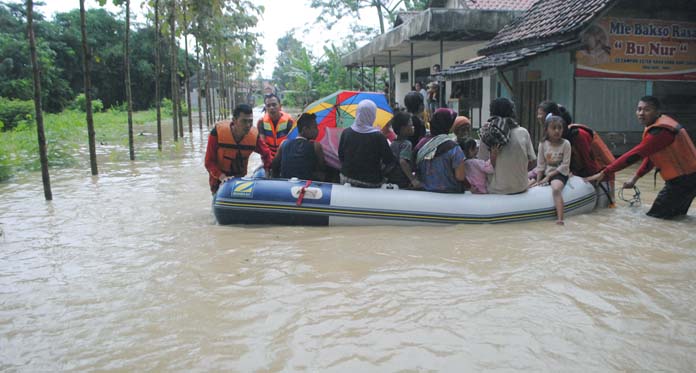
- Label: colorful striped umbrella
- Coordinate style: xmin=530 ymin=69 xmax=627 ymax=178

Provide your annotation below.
xmin=287 ymin=90 xmax=393 ymax=142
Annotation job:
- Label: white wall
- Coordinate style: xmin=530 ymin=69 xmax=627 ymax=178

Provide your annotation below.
xmin=392 ymin=42 xmax=485 ymax=108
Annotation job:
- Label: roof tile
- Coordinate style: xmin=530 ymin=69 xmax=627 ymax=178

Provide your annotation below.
xmin=463 ymin=0 xmax=538 ymax=10
xmin=481 ymin=0 xmax=617 ymax=53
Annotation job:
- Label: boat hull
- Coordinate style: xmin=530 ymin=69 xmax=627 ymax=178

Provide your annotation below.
xmin=213 ymin=176 xmax=604 ymax=226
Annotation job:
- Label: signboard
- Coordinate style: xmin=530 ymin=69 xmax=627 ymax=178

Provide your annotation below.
xmin=575 ymin=17 xmax=696 ymax=80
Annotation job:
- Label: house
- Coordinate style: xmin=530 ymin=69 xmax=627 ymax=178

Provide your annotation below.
xmin=442 ymin=0 xmax=696 ymax=153
xmin=340 ymin=1 xmax=536 ymax=124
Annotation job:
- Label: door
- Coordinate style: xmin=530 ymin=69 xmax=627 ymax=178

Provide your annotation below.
xmin=515 ymin=80 xmax=548 ymax=145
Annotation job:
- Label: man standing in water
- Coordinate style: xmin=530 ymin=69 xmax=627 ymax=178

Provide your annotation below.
xmin=586 ymin=96 xmax=696 ymax=219
xmin=257 ymin=94 xmax=294 ymax=158
xmin=204 ymin=104 xmax=272 ymax=194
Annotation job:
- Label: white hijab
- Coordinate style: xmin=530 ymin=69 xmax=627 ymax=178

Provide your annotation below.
xmin=350 ymin=99 xmax=380 ymax=134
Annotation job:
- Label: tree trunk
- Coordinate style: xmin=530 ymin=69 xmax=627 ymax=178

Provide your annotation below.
xmin=79 ymin=0 xmax=98 ymax=176
xmin=218 ymin=54 xmax=224 ymax=118
xmin=182 ymin=4 xmax=192 ymax=133
xmin=205 ymin=47 xmax=215 ymax=122
xmin=375 ymin=1 xmax=385 ymax=34
xmin=154 ymin=0 xmax=162 ymax=150
xmin=169 ymin=0 xmax=178 ymax=141
xmin=195 ymin=40 xmax=203 ymax=130
xmin=204 ymin=42 xmax=212 ymax=127
xmin=27 ymin=0 xmax=52 ymax=200
xmin=175 ymin=42 xmax=183 ymax=137
xmin=125 ymin=0 xmax=135 ymax=160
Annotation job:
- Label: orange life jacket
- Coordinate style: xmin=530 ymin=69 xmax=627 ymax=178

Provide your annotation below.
xmin=643 ymin=115 xmax=696 ymax=181
xmin=215 ymin=120 xmax=258 ymax=177
xmin=260 ymin=112 xmax=293 ymax=156
xmin=568 ymin=124 xmax=616 ymax=169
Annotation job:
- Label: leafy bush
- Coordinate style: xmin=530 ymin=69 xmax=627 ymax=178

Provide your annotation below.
xmin=0 ymin=97 xmax=34 ymax=131
xmin=162 ymin=98 xmax=188 ymax=116
xmin=71 ymin=93 xmax=104 ymax=113
xmin=108 ymin=101 xmax=128 ymax=113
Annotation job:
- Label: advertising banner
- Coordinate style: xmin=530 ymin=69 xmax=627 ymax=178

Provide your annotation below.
xmin=575 ymin=17 xmax=696 ymax=80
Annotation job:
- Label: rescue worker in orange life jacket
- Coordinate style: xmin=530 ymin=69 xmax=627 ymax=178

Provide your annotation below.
xmin=586 ymin=96 xmax=696 ymax=219
xmin=204 ymin=104 xmax=273 ymax=194
xmin=257 ymin=94 xmax=294 ymax=158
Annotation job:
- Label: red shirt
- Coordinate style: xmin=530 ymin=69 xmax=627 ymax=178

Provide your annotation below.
xmin=603 ymin=127 xmax=675 ymax=177
xmin=568 ymin=127 xmax=600 ymax=177
xmin=204 ymin=126 xmax=273 ymax=192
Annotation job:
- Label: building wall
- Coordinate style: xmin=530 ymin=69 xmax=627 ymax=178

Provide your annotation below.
xmin=575 ymin=79 xmax=647 ymax=154
xmin=521 ymin=52 xmax=575 ymax=113
xmin=392 ymin=42 xmax=485 ymax=107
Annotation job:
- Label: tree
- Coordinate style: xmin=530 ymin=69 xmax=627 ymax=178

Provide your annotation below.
xmin=153 ymin=0 xmax=162 ymax=149
xmin=310 ymin=0 xmax=429 ymax=34
xmin=272 ymin=32 xmax=307 ymax=93
xmin=181 ymin=1 xmax=192 ymax=133
xmin=167 ymin=0 xmax=178 ymax=141
xmin=80 ymin=0 xmax=98 ymax=175
xmin=26 ymin=0 xmax=52 ymax=200
xmin=1 ymin=3 xmax=72 ymax=112
xmin=109 ymin=0 xmax=136 ymax=160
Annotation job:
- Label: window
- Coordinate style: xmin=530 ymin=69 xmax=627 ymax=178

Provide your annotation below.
xmin=400 ymin=72 xmax=408 ymax=83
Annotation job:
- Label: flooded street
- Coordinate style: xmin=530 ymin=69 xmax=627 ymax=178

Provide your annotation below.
xmin=1 ymin=111 xmax=696 ymax=371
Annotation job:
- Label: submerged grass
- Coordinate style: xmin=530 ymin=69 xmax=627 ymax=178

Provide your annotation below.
xmin=0 ymin=109 xmax=160 ymax=181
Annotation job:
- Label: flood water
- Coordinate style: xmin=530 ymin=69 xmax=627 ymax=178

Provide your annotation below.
xmin=1 ymin=110 xmax=695 ymax=371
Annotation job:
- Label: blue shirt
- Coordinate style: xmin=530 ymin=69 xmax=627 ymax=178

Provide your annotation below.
xmin=417 ymin=146 xmax=466 ymax=193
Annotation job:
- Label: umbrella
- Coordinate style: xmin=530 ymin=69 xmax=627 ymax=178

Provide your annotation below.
xmin=286 ymin=91 xmax=393 ymax=170
xmin=286 ymin=90 xmax=393 ymax=142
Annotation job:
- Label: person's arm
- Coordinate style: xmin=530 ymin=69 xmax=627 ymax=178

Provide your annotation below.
xmin=481 ymin=159 xmax=495 ymax=174
xmin=451 ymin=147 xmax=469 ymax=189
xmin=204 ymin=128 xmax=226 ymax=182
xmin=314 ymin=141 xmax=326 ymax=172
xmin=554 ymin=140 xmax=572 ymax=177
xmin=380 ymin=134 xmax=396 ymax=168
xmin=270 ymin=143 xmax=282 ymax=178
xmin=256 ymin=118 xmax=265 ymax=141
xmin=255 ymin=134 xmax=273 ymax=172
xmin=489 ymin=144 xmax=499 ymax=167
xmin=338 ymin=130 xmax=347 ymax=163
xmin=585 ymin=128 xmax=674 ymax=183
xmin=478 ymin=142 xmax=491 ymax=161
xmin=572 ymin=130 xmax=595 ymax=174
xmin=310 ymin=141 xmax=327 ymax=182
xmin=535 ymin=142 xmax=546 ymax=184
xmin=398 ymin=158 xmax=421 ymax=188
xmin=525 ymin=130 xmax=537 ymax=171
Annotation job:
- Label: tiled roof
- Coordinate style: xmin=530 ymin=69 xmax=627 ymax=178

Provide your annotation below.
xmin=462 ymin=0 xmax=539 ymax=11
xmin=480 ymin=0 xmax=618 ymax=54
xmin=443 ymin=40 xmax=575 ymax=78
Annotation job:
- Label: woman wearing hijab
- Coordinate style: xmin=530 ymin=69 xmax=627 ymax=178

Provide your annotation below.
xmin=338 ymin=100 xmax=396 ymax=187
xmin=416 ymin=108 xmax=469 ymax=193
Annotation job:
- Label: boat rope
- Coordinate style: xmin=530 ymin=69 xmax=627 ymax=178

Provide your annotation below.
xmin=618 ymin=186 xmax=641 ymax=207
xmin=597 ymin=182 xmax=616 ymax=208
xmin=296 ymin=180 xmax=312 ymax=206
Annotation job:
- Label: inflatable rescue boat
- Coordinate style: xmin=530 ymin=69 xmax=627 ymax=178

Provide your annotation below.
xmin=213 ymin=176 xmax=609 ymax=226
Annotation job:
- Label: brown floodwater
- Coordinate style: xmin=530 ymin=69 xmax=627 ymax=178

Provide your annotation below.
xmin=1 ymin=110 xmax=695 ymax=371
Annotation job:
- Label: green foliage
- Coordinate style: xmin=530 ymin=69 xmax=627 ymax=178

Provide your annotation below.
xmin=0 ymin=4 xmax=203 ymax=113
xmin=0 ymin=108 xmax=158 ymax=181
xmin=0 ymin=97 xmax=34 ymax=131
xmin=161 ymin=98 xmax=187 ymax=116
xmin=71 ymin=93 xmax=104 ymax=113
xmin=309 ymin=0 xmax=428 ymax=34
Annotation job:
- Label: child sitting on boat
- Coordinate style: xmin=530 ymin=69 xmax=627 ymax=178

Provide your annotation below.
xmin=530 ymin=115 xmax=572 ymax=225
xmin=386 ymin=112 xmax=421 ymax=189
xmin=271 ymin=112 xmax=325 ymax=181
xmin=459 ymin=138 xmax=495 ymax=194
